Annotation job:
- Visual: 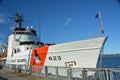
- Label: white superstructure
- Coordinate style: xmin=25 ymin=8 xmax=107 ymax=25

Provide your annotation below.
xmin=6 ymin=13 xmax=42 ymax=64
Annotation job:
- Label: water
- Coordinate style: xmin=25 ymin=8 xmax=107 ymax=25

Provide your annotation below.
xmin=102 ymin=55 xmax=120 ymax=68
xmin=102 ymin=55 xmax=120 ymax=80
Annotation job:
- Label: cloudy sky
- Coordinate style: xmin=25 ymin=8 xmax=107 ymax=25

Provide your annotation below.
xmin=0 ymin=0 xmax=120 ymax=54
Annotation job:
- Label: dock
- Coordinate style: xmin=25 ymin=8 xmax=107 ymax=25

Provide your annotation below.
xmin=0 ymin=69 xmax=53 ymax=80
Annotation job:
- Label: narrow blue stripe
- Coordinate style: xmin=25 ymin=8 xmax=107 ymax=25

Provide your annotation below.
xmin=25 ymin=49 xmax=31 ymax=70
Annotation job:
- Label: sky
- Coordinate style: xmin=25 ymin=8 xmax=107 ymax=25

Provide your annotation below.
xmin=0 ymin=0 xmax=120 ymax=54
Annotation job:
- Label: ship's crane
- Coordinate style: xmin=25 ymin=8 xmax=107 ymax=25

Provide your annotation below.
xmin=1 ymin=45 xmax=7 ymax=54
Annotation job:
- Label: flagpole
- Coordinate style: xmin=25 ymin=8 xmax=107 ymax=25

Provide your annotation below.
xmin=98 ymin=11 xmax=104 ymax=68
xmin=98 ymin=11 xmax=104 ymax=37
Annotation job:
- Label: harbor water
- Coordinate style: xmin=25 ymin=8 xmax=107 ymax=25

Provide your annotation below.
xmin=102 ymin=55 xmax=120 ymax=68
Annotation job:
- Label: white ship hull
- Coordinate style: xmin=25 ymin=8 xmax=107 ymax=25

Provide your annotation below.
xmin=5 ymin=37 xmax=107 ymax=78
xmin=44 ymin=37 xmax=107 ymax=68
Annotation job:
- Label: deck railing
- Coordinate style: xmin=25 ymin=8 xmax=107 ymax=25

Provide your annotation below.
xmin=1 ymin=64 xmax=120 ymax=80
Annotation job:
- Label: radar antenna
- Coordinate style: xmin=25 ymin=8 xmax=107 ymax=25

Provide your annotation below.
xmin=9 ymin=12 xmax=23 ymax=28
xmin=14 ymin=12 xmax=23 ymax=28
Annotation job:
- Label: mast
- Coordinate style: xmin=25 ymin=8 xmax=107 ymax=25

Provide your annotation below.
xmin=14 ymin=12 xmax=23 ymax=28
